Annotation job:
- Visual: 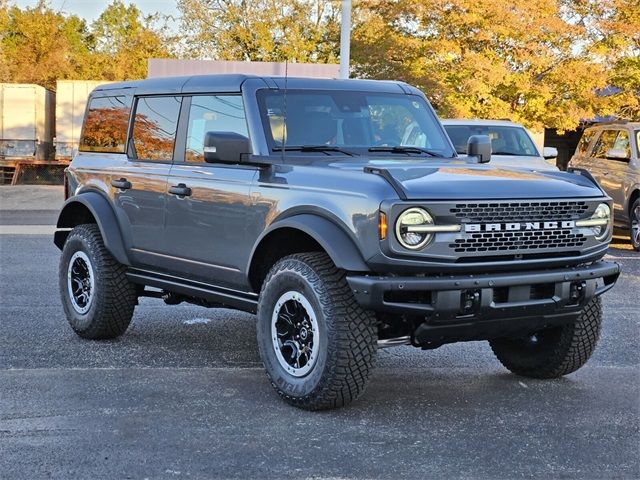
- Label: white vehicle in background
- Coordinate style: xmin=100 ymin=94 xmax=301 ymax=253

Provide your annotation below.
xmin=441 ymin=119 xmax=558 ymax=170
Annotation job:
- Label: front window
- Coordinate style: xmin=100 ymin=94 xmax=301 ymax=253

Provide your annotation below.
xmin=257 ymin=90 xmax=454 ymax=158
xmin=591 ymin=130 xmax=618 ymax=159
xmin=185 ymin=95 xmax=248 ymax=163
xmin=443 ymin=124 xmax=539 ymax=157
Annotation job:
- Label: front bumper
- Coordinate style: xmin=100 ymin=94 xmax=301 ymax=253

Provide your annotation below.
xmin=347 ymin=261 xmax=620 ymax=345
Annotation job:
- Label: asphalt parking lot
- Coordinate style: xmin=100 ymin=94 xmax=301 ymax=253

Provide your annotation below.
xmin=1 ymin=187 xmax=638 ymax=479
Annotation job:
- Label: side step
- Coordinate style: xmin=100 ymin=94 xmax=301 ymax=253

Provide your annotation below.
xmin=126 ymin=268 xmax=259 ymax=314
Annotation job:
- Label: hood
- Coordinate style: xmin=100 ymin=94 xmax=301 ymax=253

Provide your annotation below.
xmin=487 ymin=154 xmax=558 ymax=171
xmin=329 ymin=159 xmax=601 ymax=200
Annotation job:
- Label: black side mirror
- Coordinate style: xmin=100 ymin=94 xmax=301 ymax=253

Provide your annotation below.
xmin=204 ymin=132 xmax=250 ymax=163
xmin=467 ymin=135 xmax=492 ymax=163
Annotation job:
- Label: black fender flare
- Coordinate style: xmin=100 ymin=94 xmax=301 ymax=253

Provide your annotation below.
xmin=54 ymin=191 xmax=130 ymax=266
xmin=248 ymin=213 xmax=370 ymax=274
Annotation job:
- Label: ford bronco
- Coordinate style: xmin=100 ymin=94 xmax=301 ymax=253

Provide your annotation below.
xmin=55 ymin=75 xmax=620 ymax=410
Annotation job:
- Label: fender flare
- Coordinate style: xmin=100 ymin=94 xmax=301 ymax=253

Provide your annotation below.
xmin=54 ymin=191 xmax=130 ymax=266
xmin=248 ymin=213 xmax=370 ymax=274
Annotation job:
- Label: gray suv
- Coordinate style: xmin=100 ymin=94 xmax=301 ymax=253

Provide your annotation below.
xmin=569 ymin=122 xmax=640 ymax=250
xmin=55 ymin=75 xmax=619 ymax=410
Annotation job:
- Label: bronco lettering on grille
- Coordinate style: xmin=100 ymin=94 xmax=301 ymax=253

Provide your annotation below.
xmin=464 ymin=221 xmax=576 ymax=233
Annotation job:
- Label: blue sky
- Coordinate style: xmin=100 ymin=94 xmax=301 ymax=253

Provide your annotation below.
xmin=12 ymin=0 xmax=179 ymax=25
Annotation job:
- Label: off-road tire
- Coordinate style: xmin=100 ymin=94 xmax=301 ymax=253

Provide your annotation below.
xmin=630 ymin=198 xmax=640 ymax=251
xmin=490 ymin=297 xmax=602 ymax=379
xmin=256 ymin=252 xmax=377 ymax=410
xmin=59 ymin=224 xmax=136 ymax=339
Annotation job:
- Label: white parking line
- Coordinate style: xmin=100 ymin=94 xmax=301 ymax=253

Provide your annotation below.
xmin=0 ymin=225 xmax=56 ymax=235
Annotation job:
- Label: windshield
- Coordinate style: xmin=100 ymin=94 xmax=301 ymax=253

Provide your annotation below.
xmin=444 ymin=124 xmax=539 ymax=157
xmin=257 ymin=90 xmax=455 ymax=158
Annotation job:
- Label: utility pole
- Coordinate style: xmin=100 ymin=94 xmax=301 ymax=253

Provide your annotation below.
xmin=339 ymin=0 xmax=351 ymax=79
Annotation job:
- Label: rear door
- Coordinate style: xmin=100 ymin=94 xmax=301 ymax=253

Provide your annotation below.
xmin=164 ymin=94 xmax=257 ymax=288
xmin=112 ymin=95 xmax=182 ymax=268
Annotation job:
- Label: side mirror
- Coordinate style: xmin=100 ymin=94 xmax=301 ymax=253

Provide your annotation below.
xmin=467 ymin=135 xmax=491 ymax=163
xmin=204 ymin=132 xmax=250 ymax=163
xmin=542 ymin=146 xmax=558 ymax=159
xmin=606 ymin=148 xmax=629 ymax=161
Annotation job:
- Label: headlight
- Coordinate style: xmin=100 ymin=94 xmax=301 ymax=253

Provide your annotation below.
xmin=395 ymin=208 xmax=435 ymax=249
xmin=576 ymin=203 xmax=611 ymax=241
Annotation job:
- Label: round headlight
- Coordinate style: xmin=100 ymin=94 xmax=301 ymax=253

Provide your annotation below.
xmin=592 ymin=203 xmax=611 ymax=241
xmin=395 ymin=207 xmax=434 ymax=250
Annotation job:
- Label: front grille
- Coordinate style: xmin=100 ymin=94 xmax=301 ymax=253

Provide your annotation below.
xmin=450 ymin=201 xmax=588 ymax=222
xmin=451 ymin=229 xmax=587 ymax=253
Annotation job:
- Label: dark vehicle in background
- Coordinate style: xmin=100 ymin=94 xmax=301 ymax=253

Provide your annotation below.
xmin=54 ymin=75 xmax=619 ymax=410
xmin=569 ymin=122 xmax=640 ymax=251
xmin=442 ymin=119 xmax=558 ymax=170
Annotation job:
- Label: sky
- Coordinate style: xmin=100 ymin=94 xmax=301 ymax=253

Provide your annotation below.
xmin=12 ymin=0 xmax=180 ymax=25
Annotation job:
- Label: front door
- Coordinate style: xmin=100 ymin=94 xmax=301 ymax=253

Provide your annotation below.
xmin=112 ymin=95 xmax=183 ymax=268
xmin=164 ymin=95 xmax=257 ymax=288
xmin=589 ymin=129 xmax=630 ymax=219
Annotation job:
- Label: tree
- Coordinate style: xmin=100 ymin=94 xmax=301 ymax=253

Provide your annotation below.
xmin=0 ymin=1 xmax=94 ymax=89
xmin=351 ymin=0 xmax=627 ymax=131
xmin=177 ymin=0 xmax=340 ymax=63
xmin=90 ymin=0 xmax=176 ymax=80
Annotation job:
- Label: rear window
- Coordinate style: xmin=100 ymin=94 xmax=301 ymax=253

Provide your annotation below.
xmin=79 ymin=96 xmax=131 ymax=153
xmin=131 ymin=96 xmax=182 ymax=162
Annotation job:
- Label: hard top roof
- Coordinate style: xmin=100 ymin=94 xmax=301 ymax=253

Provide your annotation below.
xmin=585 ymin=121 xmax=640 ymax=130
xmin=91 ymin=74 xmax=420 ymax=96
xmin=441 ymin=119 xmax=525 ymax=127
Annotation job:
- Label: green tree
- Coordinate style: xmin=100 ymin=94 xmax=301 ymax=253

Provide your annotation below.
xmin=90 ymin=0 xmax=176 ymax=80
xmin=177 ymin=0 xmax=340 ymax=63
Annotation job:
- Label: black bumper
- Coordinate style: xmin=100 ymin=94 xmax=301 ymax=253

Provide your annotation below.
xmin=347 ymin=261 xmax=620 ymax=345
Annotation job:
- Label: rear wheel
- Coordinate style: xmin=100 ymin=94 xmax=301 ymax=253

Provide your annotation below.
xmin=630 ymin=198 xmax=640 ymax=251
xmin=490 ymin=297 xmax=602 ymax=379
xmin=59 ymin=224 xmax=137 ymax=339
xmin=256 ymin=252 xmax=377 ymax=410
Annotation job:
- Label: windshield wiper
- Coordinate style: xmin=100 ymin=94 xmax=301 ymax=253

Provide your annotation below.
xmin=492 ymin=151 xmax=518 ymax=156
xmin=273 ymin=145 xmax=354 ymax=156
xmin=368 ymin=146 xmax=441 ymax=157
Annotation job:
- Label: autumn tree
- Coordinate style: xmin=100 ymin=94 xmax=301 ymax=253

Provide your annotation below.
xmin=177 ymin=0 xmax=341 ymax=62
xmin=0 ymin=0 xmax=94 ymax=89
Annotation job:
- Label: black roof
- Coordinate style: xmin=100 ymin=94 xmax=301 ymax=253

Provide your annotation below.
xmin=92 ymin=74 xmax=421 ymax=96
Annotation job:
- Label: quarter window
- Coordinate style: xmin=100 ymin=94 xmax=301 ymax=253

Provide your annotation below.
xmin=185 ymin=95 xmax=248 ymax=162
xmin=79 ymin=96 xmax=131 ymax=153
xmin=131 ymin=96 xmax=182 ymax=161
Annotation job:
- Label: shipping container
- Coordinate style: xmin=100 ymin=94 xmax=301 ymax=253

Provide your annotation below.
xmin=0 ymin=83 xmax=55 ymax=160
xmin=55 ymin=80 xmax=112 ymax=160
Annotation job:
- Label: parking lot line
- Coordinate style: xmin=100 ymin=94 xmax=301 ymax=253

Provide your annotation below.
xmin=0 ymin=225 xmax=56 ymax=235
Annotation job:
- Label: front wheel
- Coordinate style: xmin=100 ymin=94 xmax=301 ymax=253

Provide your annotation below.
xmin=256 ymin=253 xmax=377 ymax=410
xmin=490 ymin=297 xmax=602 ymax=379
xmin=630 ymin=198 xmax=640 ymax=251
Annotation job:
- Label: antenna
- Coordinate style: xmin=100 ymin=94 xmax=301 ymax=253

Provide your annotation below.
xmin=281 ymin=59 xmax=288 ymax=163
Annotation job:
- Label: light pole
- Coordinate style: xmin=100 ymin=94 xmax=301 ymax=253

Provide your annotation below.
xmin=339 ymin=0 xmax=351 ymax=79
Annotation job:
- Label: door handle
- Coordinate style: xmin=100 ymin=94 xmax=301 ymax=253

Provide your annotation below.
xmin=169 ymin=183 xmax=192 ymax=197
xmin=111 ymin=178 xmax=132 ymax=190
